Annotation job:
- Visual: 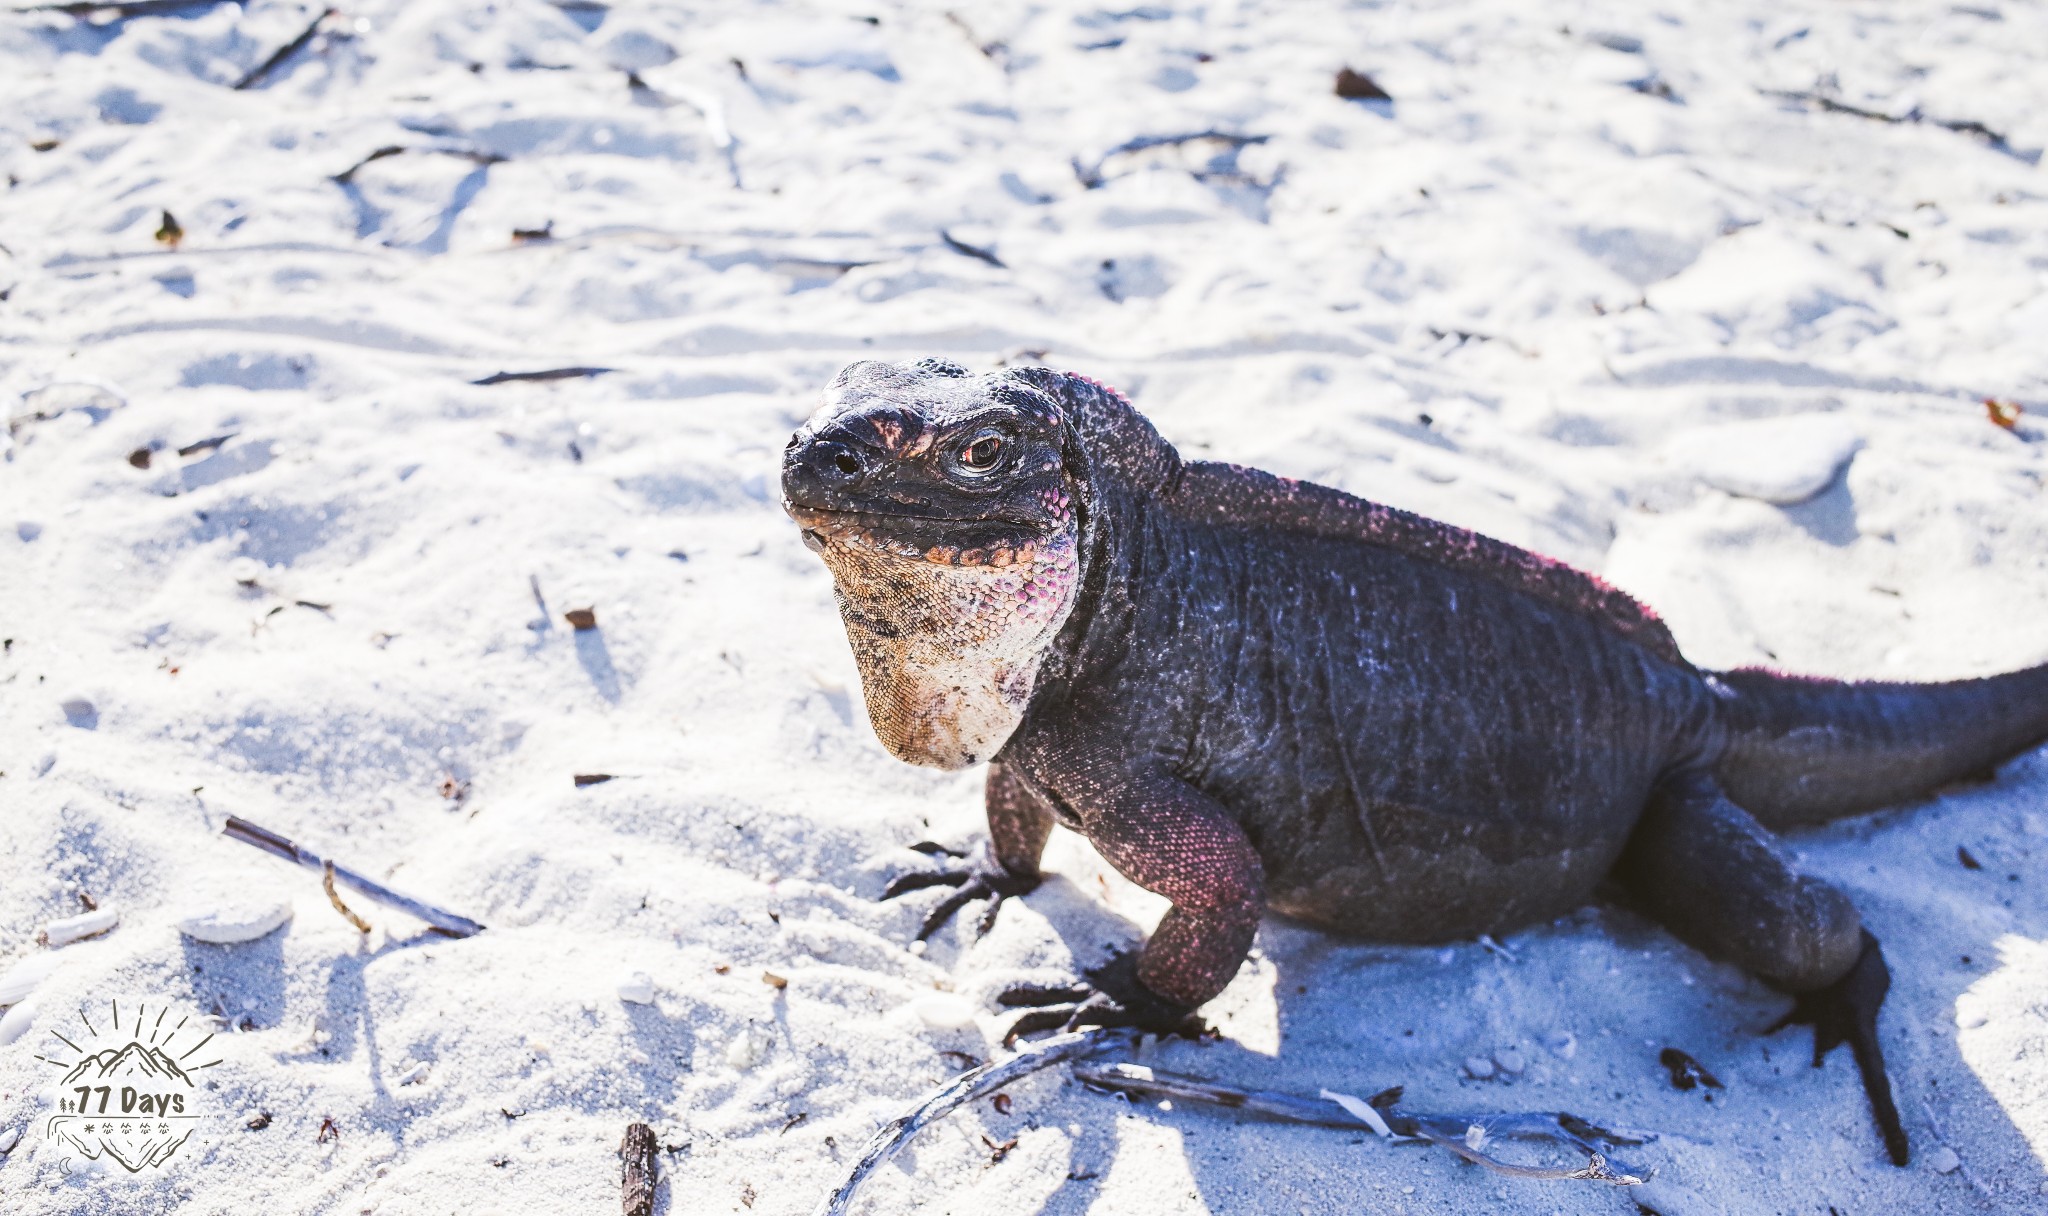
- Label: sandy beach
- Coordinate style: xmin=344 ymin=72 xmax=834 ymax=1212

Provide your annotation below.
xmin=3 ymin=0 xmax=2047 ymax=1212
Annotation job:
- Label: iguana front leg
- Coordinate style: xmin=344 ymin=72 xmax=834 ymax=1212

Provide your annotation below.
xmin=883 ymin=762 xmax=1051 ymax=939
xmin=1001 ymin=753 xmax=1265 ymax=1037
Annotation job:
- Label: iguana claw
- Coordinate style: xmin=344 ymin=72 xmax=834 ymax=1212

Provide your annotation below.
xmin=881 ymin=841 xmax=1040 ymax=941
xmin=996 ymin=953 xmax=1209 ymax=1046
xmin=1768 ymin=929 xmax=1909 ymax=1166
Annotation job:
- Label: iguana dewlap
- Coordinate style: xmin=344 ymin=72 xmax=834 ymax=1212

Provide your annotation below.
xmin=782 ymin=358 xmax=2048 ymax=1167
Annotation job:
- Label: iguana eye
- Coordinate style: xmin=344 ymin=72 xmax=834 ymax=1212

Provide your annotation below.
xmin=955 ymin=433 xmax=1005 ymax=475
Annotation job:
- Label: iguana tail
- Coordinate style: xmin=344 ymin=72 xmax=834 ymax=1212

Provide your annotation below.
xmin=1710 ymin=663 xmax=2048 ymax=829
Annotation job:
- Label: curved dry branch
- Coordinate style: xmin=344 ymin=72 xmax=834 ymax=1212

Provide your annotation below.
xmin=812 ymin=1028 xmax=1136 ymax=1216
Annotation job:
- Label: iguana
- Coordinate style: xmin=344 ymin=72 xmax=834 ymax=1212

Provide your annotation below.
xmin=781 ymin=357 xmax=2048 ymax=1166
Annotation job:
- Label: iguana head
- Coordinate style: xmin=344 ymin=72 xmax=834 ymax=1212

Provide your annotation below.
xmin=782 ymin=358 xmax=1085 ymax=769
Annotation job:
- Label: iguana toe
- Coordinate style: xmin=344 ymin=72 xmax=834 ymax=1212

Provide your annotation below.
xmin=995 ymin=954 xmax=1209 ymax=1045
xmin=1769 ymin=930 xmax=1908 ymax=1166
xmin=880 ymin=842 xmax=1040 ymax=941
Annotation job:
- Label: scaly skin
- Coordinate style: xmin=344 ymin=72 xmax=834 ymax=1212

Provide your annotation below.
xmin=782 ymin=358 xmax=2048 ymax=1166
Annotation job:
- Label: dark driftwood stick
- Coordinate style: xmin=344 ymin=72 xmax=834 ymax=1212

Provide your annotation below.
xmin=621 ymin=1122 xmax=658 ymax=1216
xmin=223 ymin=816 xmax=486 ymax=936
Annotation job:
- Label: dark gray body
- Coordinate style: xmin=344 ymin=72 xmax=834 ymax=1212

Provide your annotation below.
xmin=1021 ymin=508 xmax=1717 ymax=942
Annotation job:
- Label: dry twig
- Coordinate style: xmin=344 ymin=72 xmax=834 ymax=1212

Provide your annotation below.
xmin=224 ymin=816 xmax=486 ymax=936
xmin=1760 ymin=88 xmax=2035 ymax=163
xmin=1076 ymin=1062 xmax=1650 ymax=1185
xmin=235 ymin=7 xmax=337 ymax=91
xmin=13 ymin=0 xmax=226 ymax=16
xmin=331 ymin=144 xmax=506 ymax=185
xmin=812 ymin=1029 xmax=1129 ymax=1215
xmin=472 ymin=367 xmax=612 ymax=386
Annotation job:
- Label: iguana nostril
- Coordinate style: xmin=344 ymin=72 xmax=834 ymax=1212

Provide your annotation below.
xmin=789 ymin=438 xmax=866 ymax=487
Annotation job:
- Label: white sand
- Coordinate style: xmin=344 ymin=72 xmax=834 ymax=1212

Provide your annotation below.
xmin=3 ymin=1 xmax=2047 ymax=1212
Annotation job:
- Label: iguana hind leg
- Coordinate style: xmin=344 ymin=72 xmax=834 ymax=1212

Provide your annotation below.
xmin=1615 ymin=770 xmax=1908 ymax=1165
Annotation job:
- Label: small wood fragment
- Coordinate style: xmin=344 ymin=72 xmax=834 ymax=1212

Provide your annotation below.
xmin=1985 ymin=398 xmax=2023 ymax=431
xmin=127 ymin=447 xmax=152 ymax=469
xmin=1658 ymin=1047 xmax=1721 ymax=1091
xmin=153 ymin=210 xmax=183 ymax=249
xmin=574 ymin=773 xmax=615 ymax=788
xmin=323 ymin=861 xmax=371 ymax=934
xmin=247 ymin=1111 xmax=272 ymax=1130
xmin=939 ymin=229 xmax=1004 ymax=268
xmin=1335 ymin=67 xmax=1392 ymax=101
xmin=177 ymin=432 xmax=235 ymax=457
xmin=763 ymin=970 xmax=788 ymax=989
xmin=565 ymin=607 xmax=599 ymax=630
xmin=979 ymin=1133 xmax=1018 ymax=1165
xmin=621 ymin=1122 xmax=658 ymax=1216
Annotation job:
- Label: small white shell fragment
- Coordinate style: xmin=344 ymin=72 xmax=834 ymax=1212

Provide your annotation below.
xmin=178 ymin=901 xmax=293 ymax=945
xmin=910 ymin=993 xmax=976 ymax=1030
xmin=1463 ymin=1055 xmax=1496 ymax=1079
xmin=0 ymin=996 xmax=40 ymax=1046
xmin=0 ymin=953 xmax=63 ymax=1006
xmin=394 ymin=1061 xmax=429 ymax=1086
xmin=1956 ymin=1006 xmax=1989 ymax=1030
xmin=42 ymin=906 xmax=119 ymax=947
xmin=725 ymin=1025 xmax=772 ymax=1071
xmin=1927 ymin=1145 xmax=1961 ymax=1174
xmin=1494 ymin=1049 xmax=1526 ymax=1076
xmin=1320 ymin=1088 xmax=1393 ymax=1137
xmin=617 ymin=971 xmax=656 ymax=1005
xmin=0 ymin=1125 xmax=20 ymax=1154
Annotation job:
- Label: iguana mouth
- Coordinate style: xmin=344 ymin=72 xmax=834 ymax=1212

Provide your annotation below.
xmin=785 ymin=500 xmax=1051 ymax=568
